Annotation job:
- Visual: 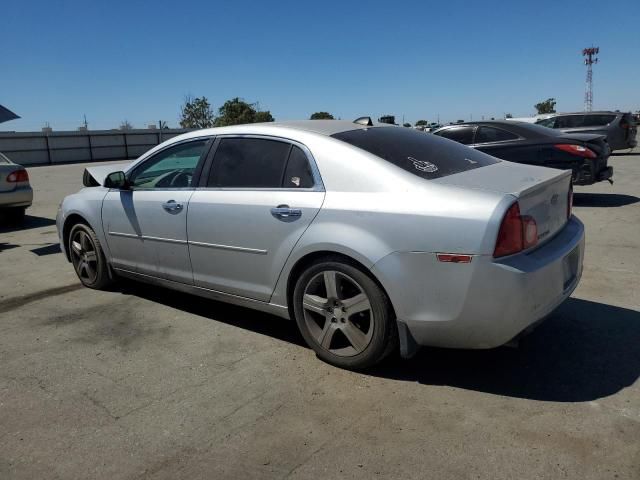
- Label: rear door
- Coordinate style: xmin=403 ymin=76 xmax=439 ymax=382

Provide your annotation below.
xmin=188 ymin=136 xmax=325 ymax=301
xmin=102 ymin=138 xmax=211 ymax=282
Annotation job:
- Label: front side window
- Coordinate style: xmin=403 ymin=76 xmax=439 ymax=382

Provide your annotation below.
xmin=129 ymin=140 xmax=208 ymax=189
xmin=475 ymin=126 xmax=519 ymax=143
xmin=208 ymin=138 xmax=291 ymax=188
xmin=536 ymin=117 xmax=556 ymax=128
xmin=555 ymin=115 xmax=584 ymax=128
xmin=435 ymin=126 xmax=475 ymax=144
xmin=332 ymin=127 xmax=499 ymax=180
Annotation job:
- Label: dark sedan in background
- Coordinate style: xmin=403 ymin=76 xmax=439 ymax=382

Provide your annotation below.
xmin=433 ymin=121 xmax=612 ymax=185
xmin=535 ymin=111 xmax=637 ymax=151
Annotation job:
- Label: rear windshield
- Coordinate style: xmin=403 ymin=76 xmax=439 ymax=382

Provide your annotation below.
xmin=332 ymin=127 xmax=499 ymax=180
xmin=0 ymin=152 xmax=10 ymax=164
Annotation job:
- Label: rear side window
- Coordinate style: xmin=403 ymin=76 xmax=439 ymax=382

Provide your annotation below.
xmin=208 ymin=138 xmax=291 ymax=188
xmin=283 ymin=145 xmax=315 ymax=188
xmin=475 ymin=126 xmax=518 ymax=143
xmin=435 ymin=126 xmax=475 ymax=144
xmin=583 ymin=114 xmax=616 ymax=127
xmin=332 ymin=127 xmax=499 ymax=180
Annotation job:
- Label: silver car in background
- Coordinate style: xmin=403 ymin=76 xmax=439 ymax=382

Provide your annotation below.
xmin=0 ymin=151 xmax=33 ymax=223
xmin=535 ymin=111 xmax=637 ymax=151
xmin=57 ymin=120 xmax=584 ymax=369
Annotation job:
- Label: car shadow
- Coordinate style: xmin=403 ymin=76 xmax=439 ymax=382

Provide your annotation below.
xmin=117 ymin=281 xmax=307 ymax=347
xmin=0 ymin=214 xmax=56 ymax=232
xmin=118 ymin=282 xmax=640 ymax=402
xmin=573 ymin=193 xmax=639 ymax=207
xmin=610 ymin=152 xmax=637 ymax=156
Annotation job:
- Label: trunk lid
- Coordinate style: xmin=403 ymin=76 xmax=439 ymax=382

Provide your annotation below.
xmin=434 ymin=161 xmax=571 ymax=247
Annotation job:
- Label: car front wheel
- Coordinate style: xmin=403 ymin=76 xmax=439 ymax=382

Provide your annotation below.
xmin=293 ymin=258 xmax=397 ymax=370
xmin=68 ymin=223 xmax=113 ymax=289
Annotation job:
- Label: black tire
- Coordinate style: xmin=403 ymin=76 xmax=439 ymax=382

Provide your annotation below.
xmin=5 ymin=207 xmax=25 ymax=224
xmin=292 ymin=257 xmax=398 ymax=370
xmin=68 ymin=223 xmax=113 ymax=290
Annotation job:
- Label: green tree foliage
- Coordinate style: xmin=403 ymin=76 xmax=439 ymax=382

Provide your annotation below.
xmin=254 ymin=110 xmax=275 ymax=123
xmin=534 ymin=98 xmax=557 ymax=114
xmin=415 ymin=119 xmax=428 ymax=126
xmin=179 ymin=96 xmax=215 ymax=128
xmin=505 ymin=113 xmax=513 ymax=118
xmin=215 ymin=97 xmax=274 ymax=127
xmin=403 ymin=122 xmax=412 ymax=128
xmin=310 ymin=112 xmax=335 ymax=120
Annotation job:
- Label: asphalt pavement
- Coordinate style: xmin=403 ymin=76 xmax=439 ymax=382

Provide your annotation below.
xmin=1 ymin=153 xmax=639 ymax=479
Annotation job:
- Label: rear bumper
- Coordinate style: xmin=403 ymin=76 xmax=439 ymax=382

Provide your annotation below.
xmin=373 ymin=216 xmax=585 ymax=350
xmin=0 ymin=186 xmax=33 ymax=208
xmin=574 ymin=162 xmax=613 ymax=185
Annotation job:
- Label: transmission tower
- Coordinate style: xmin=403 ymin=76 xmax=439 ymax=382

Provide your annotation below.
xmin=582 ymin=47 xmax=599 ymax=111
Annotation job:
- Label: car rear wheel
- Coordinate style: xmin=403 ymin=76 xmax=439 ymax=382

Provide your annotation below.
xmin=4 ymin=207 xmax=25 ymax=224
xmin=293 ymin=259 xmax=397 ymax=370
xmin=68 ymin=223 xmax=113 ymax=289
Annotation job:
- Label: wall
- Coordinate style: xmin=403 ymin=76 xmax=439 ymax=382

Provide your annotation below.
xmin=0 ymin=128 xmax=192 ymax=166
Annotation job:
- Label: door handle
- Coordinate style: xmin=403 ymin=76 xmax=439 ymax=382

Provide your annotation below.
xmin=271 ymin=204 xmax=302 ymax=220
xmin=162 ymin=200 xmax=183 ymax=212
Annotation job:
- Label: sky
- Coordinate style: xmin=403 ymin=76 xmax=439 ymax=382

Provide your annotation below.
xmin=2 ymin=0 xmax=639 ymax=131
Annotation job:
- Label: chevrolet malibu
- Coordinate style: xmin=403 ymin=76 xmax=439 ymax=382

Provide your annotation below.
xmin=57 ymin=119 xmax=584 ymax=370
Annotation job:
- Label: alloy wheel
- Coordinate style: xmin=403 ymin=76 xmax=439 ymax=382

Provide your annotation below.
xmin=302 ymin=270 xmax=374 ymax=357
xmin=70 ymin=229 xmax=99 ymax=284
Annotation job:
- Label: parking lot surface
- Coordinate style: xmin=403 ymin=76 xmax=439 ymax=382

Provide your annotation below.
xmin=1 ymin=154 xmax=639 ymax=479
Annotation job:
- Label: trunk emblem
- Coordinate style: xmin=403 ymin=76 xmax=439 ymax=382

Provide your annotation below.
xmin=408 ymin=157 xmax=438 ymax=173
xmin=550 ymin=193 xmax=559 ymax=205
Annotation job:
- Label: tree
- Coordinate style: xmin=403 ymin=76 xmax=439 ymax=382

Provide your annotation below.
xmin=310 ymin=112 xmax=334 ymax=120
xmin=415 ymin=120 xmax=429 ymax=126
xmin=254 ymin=110 xmax=275 ymax=123
xmin=180 ymin=96 xmax=215 ymax=128
xmin=215 ymin=97 xmax=274 ymax=126
xmin=534 ymin=98 xmax=557 ymax=115
xmin=119 ymin=120 xmax=133 ymax=130
xmin=505 ymin=113 xmax=513 ymax=118
xmin=403 ymin=122 xmax=412 ymax=128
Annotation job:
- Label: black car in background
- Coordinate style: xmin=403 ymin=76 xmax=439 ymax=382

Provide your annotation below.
xmin=432 ymin=121 xmax=612 ymax=185
xmin=534 ymin=111 xmax=637 ymax=151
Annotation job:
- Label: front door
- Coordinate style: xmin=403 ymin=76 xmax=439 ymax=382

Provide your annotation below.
xmin=188 ymin=137 xmax=325 ymax=301
xmin=102 ymin=138 xmax=210 ymax=283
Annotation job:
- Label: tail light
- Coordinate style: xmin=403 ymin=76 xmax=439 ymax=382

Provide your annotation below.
xmin=554 ymin=144 xmax=596 ymax=159
xmin=494 ymin=202 xmax=538 ymax=258
xmin=6 ymin=169 xmax=29 ymax=183
xmin=567 ymin=184 xmax=573 ymax=219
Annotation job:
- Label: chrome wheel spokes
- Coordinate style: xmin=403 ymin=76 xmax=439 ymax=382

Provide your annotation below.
xmin=302 ymin=270 xmax=374 ymax=357
xmin=70 ymin=230 xmax=98 ymax=283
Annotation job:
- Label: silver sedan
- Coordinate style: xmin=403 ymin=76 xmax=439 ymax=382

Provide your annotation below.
xmin=56 ymin=119 xmax=584 ymax=369
xmin=0 ymin=151 xmax=33 ymax=223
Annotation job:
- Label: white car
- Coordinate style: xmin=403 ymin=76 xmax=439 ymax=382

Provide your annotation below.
xmin=57 ymin=119 xmax=584 ymax=369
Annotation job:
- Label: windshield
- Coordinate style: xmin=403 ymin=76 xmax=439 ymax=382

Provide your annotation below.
xmin=332 ymin=127 xmax=499 ymax=180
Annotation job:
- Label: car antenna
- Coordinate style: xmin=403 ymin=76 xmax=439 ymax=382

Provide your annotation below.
xmin=353 ymin=116 xmax=373 ymax=126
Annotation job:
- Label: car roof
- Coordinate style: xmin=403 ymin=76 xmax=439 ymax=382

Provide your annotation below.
xmin=180 ymin=120 xmax=396 ymax=139
xmin=434 ymin=120 xmax=560 ymax=138
xmin=536 ymin=111 xmax=624 ymax=117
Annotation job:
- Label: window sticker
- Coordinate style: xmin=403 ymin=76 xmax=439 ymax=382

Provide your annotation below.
xmin=408 ymin=157 xmax=438 ymax=173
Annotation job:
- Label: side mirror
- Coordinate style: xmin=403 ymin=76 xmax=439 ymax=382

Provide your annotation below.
xmin=104 ymin=171 xmax=129 ymax=189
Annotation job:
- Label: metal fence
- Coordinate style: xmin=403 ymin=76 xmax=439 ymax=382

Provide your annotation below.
xmin=0 ymin=128 xmax=192 ymax=166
